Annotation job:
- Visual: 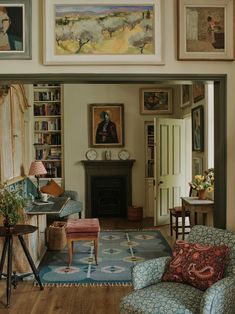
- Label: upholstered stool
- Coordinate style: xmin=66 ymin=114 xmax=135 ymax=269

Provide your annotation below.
xmin=65 ymin=218 xmax=100 ymax=266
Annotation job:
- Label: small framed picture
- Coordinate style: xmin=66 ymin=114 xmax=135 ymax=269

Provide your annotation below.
xmin=192 ymin=157 xmax=203 ymax=177
xmin=0 ymin=0 xmax=31 ymax=59
xmin=139 ymin=88 xmax=173 ymax=115
xmin=89 ymin=103 xmax=124 ymax=148
xmin=181 ymin=85 xmax=192 ymax=108
xmin=192 ymin=105 xmax=204 ymax=152
xmin=177 ymin=0 xmax=234 ymax=61
xmin=193 ymin=83 xmax=205 ymax=103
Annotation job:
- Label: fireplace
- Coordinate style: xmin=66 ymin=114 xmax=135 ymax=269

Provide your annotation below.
xmin=82 ymin=160 xmax=135 ymax=218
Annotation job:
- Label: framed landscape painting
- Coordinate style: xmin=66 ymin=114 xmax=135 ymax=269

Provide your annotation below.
xmin=89 ymin=103 xmax=124 ymax=148
xmin=140 ymin=87 xmax=173 ymax=115
xmin=0 ymin=0 xmax=31 ymax=59
xmin=193 ymin=83 xmax=205 ymax=103
xmin=43 ymin=0 xmax=164 ymax=65
xmin=177 ymin=0 xmax=234 ymax=60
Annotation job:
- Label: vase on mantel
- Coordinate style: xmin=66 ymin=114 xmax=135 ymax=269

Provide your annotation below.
xmin=198 ymin=190 xmax=207 ymax=200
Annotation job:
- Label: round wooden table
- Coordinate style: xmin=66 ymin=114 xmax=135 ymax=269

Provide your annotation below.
xmin=0 ymin=224 xmax=43 ymax=307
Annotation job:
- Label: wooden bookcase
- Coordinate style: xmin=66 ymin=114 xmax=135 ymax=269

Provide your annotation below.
xmin=144 ymin=121 xmax=154 ymax=217
xmin=32 ymin=84 xmax=64 ymax=185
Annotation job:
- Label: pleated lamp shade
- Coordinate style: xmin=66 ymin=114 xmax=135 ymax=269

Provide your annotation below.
xmin=29 ymin=161 xmax=47 ymax=176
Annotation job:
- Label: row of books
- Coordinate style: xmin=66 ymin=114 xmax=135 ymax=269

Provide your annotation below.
xmin=34 ymin=133 xmax=61 ymax=145
xmin=35 ymin=148 xmax=61 ymax=160
xmin=34 ymin=119 xmax=61 ymax=131
xmin=34 ymin=91 xmax=60 ymax=101
xmin=34 ymin=103 xmax=61 ymax=116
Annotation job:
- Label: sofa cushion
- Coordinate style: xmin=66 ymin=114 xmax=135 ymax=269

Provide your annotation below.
xmin=162 ymin=240 xmax=229 ymax=291
xmin=120 ymin=282 xmax=203 ymax=314
xmin=40 ymin=179 xmax=65 ymax=197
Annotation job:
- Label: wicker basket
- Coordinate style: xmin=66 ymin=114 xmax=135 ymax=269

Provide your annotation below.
xmin=48 ymin=221 xmax=67 ymax=251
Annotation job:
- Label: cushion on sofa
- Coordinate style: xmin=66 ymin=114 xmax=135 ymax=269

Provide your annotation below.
xmin=40 ymin=179 xmax=65 ymax=197
xmin=162 ymin=240 xmax=229 ymax=290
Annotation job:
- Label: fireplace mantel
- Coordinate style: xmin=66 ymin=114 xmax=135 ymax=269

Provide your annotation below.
xmin=81 ymin=160 xmax=135 ymax=217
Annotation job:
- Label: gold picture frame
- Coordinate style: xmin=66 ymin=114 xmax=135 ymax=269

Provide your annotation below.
xmin=89 ymin=103 xmax=124 ymax=148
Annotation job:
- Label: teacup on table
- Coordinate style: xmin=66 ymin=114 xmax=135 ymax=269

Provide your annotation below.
xmin=41 ymin=193 xmax=48 ymax=202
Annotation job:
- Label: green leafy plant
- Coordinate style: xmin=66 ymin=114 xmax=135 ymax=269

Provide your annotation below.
xmin=0 ymin=186 xmax=27 ymax=226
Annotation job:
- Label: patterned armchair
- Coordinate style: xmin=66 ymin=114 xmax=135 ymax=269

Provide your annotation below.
xmin=120 ymin=225 xmax=235 ymax=314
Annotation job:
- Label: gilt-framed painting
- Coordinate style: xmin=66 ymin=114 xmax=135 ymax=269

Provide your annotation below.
xmin=89 ymin=103 xmax=124 ymax=147
xmin=0 ymin=0 xmax=31 ymax=59
xmin=177 ymin=0 xmax=234 ymax=60
xmin=140 ymin=87 xmax=173 ymax=114
xmin=43 ymin=0 xmax=164 ymax=65
xmin=192 ymin=105 xmax=204 ymax=152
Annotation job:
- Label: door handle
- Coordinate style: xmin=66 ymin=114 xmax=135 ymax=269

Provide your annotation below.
xmin=158 ymin=181 xmax=163 ymax=186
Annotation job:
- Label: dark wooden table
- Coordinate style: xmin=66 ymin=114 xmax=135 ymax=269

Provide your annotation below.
xmin=26 ymin=196 xmax=69 ymax=215
xmin=0 ymin=224 xmax=43 ymax=307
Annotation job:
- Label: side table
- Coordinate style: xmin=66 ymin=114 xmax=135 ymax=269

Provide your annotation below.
xmin=0 ymin=224 xmax=43 ymax=307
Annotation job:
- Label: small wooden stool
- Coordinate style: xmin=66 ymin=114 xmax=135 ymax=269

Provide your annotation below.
xmin=65 ymin=218 xmax=100 ymax=266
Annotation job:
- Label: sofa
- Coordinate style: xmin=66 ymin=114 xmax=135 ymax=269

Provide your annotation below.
xmin=120 ymin=225 xmax=235 ymax=314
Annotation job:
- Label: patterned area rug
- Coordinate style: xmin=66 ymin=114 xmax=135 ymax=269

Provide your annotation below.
xmin=37 ymin=230 xmax=172 ymax=286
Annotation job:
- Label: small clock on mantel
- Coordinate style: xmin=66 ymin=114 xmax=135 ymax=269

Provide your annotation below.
xmin=118 ymin=149 xmax=130 ymax=160
xmin=85 ymin=149 xmax=98 ymax=160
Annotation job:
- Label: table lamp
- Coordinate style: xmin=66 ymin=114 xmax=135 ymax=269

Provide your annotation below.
xmin=29 ymin=161 xmax=47 ymax=199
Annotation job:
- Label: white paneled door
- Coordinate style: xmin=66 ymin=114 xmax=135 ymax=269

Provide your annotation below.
xmin=154 ymin=118 xmax=185 ymax=226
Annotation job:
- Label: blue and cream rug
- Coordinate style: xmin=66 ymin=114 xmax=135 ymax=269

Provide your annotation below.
xmin=37 ymin=230 xmax=172 ymax=286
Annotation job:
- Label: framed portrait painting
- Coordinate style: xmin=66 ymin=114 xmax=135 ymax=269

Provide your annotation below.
xmin=43 ymin=0 xmax=164 ymax=65
xmin=192 ymin=105 xmax=204 ymax=152
xmin=140 ymin=88 xmax=173 ymax=115
xmin=0 ymin=0 xmax=31 ymax=59
xmin=89 ymin=103 xmax=124 ymax=147
xmin=177 ymin=0 xmax=234 ymax=60
xmin=181 ymin=84 xmax=192 ymax=108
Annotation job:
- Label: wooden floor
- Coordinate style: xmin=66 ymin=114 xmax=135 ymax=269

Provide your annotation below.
xmin=0 ymin=218 xmax=174 ymax=314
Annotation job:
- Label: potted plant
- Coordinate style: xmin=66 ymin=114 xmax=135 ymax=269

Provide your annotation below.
xmin=0 ymin=186 xmax=27 ymax=228
xmin=189 ymin=168 xmax=214 ymax=200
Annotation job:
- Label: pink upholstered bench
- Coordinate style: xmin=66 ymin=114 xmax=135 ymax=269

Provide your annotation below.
xmin=65 ymin=218 xmax=100 ymax=266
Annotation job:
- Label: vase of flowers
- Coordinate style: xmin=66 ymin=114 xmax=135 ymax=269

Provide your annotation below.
xmin=189 ymin=168 xmax=214 ymax=200
xmin=0 ymin=186 xmax=26 ymax=228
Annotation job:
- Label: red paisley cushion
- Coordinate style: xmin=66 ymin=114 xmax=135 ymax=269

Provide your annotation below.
xmin=162 ymin=240 xmax=229 ymax=290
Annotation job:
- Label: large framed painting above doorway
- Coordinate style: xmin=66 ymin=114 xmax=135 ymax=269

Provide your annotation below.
xmin=0 ymin=73 xmax=227 ymax=230
xmin=43 ymin=0 xmax=164 ymax=65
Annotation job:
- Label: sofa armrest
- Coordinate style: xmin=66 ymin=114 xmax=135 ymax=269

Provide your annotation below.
xmin=132 ymin=256 xmax=171 ymax=290
xmin=62 ymin=190 xmax=79 ymax=201
xmin=200 ymin=276 xmax=235 ymax=314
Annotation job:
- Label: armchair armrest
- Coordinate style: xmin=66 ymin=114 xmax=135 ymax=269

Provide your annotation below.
xmin=200 ymin=276 xmax=235 ymax=314
xmin=132 ymin=256 xmax=171 ymax=290
xmin=62 ymin=190 xmax=79 ymax=201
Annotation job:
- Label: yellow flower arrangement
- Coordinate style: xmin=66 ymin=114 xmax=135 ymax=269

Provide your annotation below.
xmin=189 ymin=168 xmax=214 ymax=192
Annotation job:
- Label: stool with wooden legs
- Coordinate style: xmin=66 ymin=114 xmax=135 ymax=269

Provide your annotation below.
xmin=65 ymin=218 xmax=100 ymax=266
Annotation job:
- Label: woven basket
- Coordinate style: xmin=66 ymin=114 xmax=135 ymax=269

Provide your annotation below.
xmin=48 ymin=221 xmax=67 ymax=251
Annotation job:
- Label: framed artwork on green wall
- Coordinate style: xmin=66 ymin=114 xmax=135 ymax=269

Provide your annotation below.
xmin=43 ymin=0 xmax=164 ymax=65
xmin=0 ymin=0 xmax=31 ymax=59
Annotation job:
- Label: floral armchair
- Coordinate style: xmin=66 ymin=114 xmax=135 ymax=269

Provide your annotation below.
xmin=120 ymin=225 xmax=235 ymax=314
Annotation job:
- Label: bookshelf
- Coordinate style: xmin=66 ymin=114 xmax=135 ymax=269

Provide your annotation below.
xmin=32 ymin=84 xmax=63 ymax=184
xmin=144 ymin=121 xmax=154 ymax=217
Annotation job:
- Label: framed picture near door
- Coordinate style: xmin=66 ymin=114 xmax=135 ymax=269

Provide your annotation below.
xmin=192 ymin=105 xmax=204 ymax=151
